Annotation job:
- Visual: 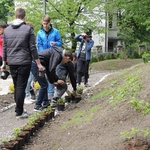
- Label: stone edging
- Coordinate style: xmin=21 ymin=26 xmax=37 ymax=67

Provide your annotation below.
xmin=0 ymin=103 xmax=16 ymax=113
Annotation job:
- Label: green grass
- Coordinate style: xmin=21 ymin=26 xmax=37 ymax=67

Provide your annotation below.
xmin=90 ymin=59 xmax=143 ymax=71
xmin=60 ymin=105 xmax=100 ymax=129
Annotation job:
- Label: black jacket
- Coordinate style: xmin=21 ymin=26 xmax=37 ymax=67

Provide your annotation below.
xmin=3 ymin=21 xmax=38 ymax=65
xmin=38 ymin=46 xmax=63 ymax=84
xmin=56 ymin=61 xmax=76 ymax=91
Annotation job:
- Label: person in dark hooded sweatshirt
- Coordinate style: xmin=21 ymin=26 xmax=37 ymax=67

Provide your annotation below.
xmin=31 ymin=46 xmax=65 ymax=112
xmin=1 ymin=8 xmax=44 ymax=119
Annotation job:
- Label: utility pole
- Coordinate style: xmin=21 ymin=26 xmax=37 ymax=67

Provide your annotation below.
xmin=43 ymin=0 xmax=46 ymax=15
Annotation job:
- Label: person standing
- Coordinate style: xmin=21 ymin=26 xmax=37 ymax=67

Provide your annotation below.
xmin=1 ymin=8 xmax=44 ymax=118
xmin=0 ymin=22 xmax=7 ymax=66
xmin=74 ymin=32 xmax=94 ymax=87
xmin=37 ymin=15 xmax=62 ymax=100
xmin=31 ymin=46 xmax=64 ymax=111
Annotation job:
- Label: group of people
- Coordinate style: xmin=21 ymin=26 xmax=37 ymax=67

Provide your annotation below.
xmin=0 ymin=8 xmax=94 ymax=119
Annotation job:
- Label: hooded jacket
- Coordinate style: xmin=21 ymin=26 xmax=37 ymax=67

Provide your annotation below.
xmin=3 ymin=19 xmax=39 ymax=65
xmin=38 ymin=46 xmax=63 ymax=84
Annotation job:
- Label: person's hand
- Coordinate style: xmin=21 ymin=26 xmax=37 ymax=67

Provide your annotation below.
xmin=53 ymin=82 xmax=58 ymax=86
xmin=50 ymin=41 xmax=55 ymax=46
xmin=81 ymin=33 xmax=87 ymax=37
xmin=37 ymin=64 xmax=45 ymax=72
xmin=57 ymin=80 xmax=65 ymax=85
xmin=1 ymin=63 xmax=6 ymax=72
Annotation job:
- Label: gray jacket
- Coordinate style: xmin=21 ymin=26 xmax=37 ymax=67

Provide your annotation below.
xmin=3 ymin=20 xmax=38 ymax=65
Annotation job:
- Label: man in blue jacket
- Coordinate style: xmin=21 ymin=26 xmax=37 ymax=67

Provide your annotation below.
xmin=75 ymin=32 xmax=94 ymax=87
xmin=37 ymin=15 xmax=62 ymax=100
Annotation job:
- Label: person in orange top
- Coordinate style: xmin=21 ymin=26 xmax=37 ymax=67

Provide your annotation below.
xmin=0 ymin=22 xmax=7 ymax=66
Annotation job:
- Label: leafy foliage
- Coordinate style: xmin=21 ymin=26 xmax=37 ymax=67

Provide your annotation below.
xmin=0 ymin=0 xmax=14 ymax=23
xmin=105 ymin=0 xmax=150 ymax=46
xmin=12 ymin=0 xmax=105 ymax=50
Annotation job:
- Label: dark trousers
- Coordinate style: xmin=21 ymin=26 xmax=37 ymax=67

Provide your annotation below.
xmin=9 ymin=65 xmax=31 ymax=115
xmin=77 ymin=58 xmax=90 ymax=84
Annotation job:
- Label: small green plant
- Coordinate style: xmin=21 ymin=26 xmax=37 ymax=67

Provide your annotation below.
xmin=77 ymin=85 xmax=83 ymax=95
xmin=1 ymin=135 xmax=9 ymax=144
xmin=13 ymin=127 xmax=20 ymax=139
xmin=57 ymin=98 xmax=66 ymax=104
xmin=27 ymin=116 xmax=34 ymax=126
xmin=121 ymin=128 xmax=140 ymax=140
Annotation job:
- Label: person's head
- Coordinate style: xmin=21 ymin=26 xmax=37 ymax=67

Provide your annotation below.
xmin=83 ymin=31 xmax=92 ymax=41
xmin=15 ymin=8 xmax=26 ymax=20
xmin=42 ymin=15 xmax=51 ymax=31
xmin=0 ymin=22 xmax=7 ymax=35
xmin=26 ymin=22 xmax=34 ymax=30
xmin=62 ymin=50 xmax=73 ymax=63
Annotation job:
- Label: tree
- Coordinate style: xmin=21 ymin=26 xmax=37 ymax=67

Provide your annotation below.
xmin=13 ymin=0 xmax=105 ymax=50
xmin=0 ymin=0 xmax=14 ymax=23
xmin=105 ymin=0 xmax=150 ymax=46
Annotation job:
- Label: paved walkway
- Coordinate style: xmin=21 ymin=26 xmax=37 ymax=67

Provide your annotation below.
xmin=0 ymin=71 xmax=116 ymax=143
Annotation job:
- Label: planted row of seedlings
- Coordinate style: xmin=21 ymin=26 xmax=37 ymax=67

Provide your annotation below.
xmin=57 ymin=85 xmax=83 ymax=111
xmin=0 ymin=85 xmax=84 ymax=150
xmin=0 ymin=106 xmax=55 ymax=150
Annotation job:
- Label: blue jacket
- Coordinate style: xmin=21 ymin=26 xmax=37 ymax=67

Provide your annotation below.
xmin=75 ymin=34 xmax=94 ymax=61
xmin=37 ymin=25 xmax=62 ymax=52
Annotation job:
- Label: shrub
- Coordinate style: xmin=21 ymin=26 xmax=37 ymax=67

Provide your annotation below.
xmin=97 ymin=54 xmax=104 ymax=61
xmin=90 ymin=56 xmax=98 ymax=63
xmin=142 ymin=52 xmax=150 ymax=63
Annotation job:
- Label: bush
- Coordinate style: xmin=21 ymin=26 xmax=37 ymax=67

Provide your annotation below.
xmin=91 ymin=56 xmax=98 ymax=63
xmin=142 ymin=52 xmax=150 ymax=63
xmin=97 ymin=54 xmax=104 ymax=61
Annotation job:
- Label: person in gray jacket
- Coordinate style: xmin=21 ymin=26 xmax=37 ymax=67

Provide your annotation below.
xmin=1 ymin=8 xmax=44 ymax=119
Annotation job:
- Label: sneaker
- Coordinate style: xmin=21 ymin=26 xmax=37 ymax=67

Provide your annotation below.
xmin=33 ymin=105 xmax=42 ymax=112
xmin=24 ymin=97 xmax=34 ymax=104
xmin=48 ymin=94 xmax=53 ymax=100
xmin=84 ymin=83 xmax=91 ymax=87
xmin=16 ymin=111 xmax=28 ymax=119
xmin=50 ymin=99 xmax=57 ymax=107
xmin=31 ymin=94 xmax=36 ymax=100
xmin=42 ymin=102 xmax=50 ymax=109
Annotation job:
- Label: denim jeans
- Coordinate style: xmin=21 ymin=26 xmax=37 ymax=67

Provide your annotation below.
xmin=25 ymin=71 xmax=34 ymax=97
xmin=54 ymin=83 xmax=67 ymax=98
xmin=48 ymin=82 xmax=54 ymax=97
xmin=9 ymin=65 xmax=31 ymax=115
xmin=31 ymin=62 xmax=48 ymax=106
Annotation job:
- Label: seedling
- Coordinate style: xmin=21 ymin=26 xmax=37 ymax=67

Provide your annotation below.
xmin=57 ymin=98 xmax=66 ymax=104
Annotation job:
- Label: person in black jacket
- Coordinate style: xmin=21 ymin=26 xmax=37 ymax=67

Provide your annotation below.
xmin=53 ymin=50 xmax=77 ymax=101
xmin=1 ymin=8 xmax=44 ymax=118
xmin=32 ymin=46 xmax=64 ymax=111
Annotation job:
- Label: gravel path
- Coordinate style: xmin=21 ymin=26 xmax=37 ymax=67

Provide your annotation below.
xmin=0 ymin=71 xmax=117 ymax=143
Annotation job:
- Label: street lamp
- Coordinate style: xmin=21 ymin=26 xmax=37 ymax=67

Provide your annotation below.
xmin=43 ymin=0 xmax=48 ymax=15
